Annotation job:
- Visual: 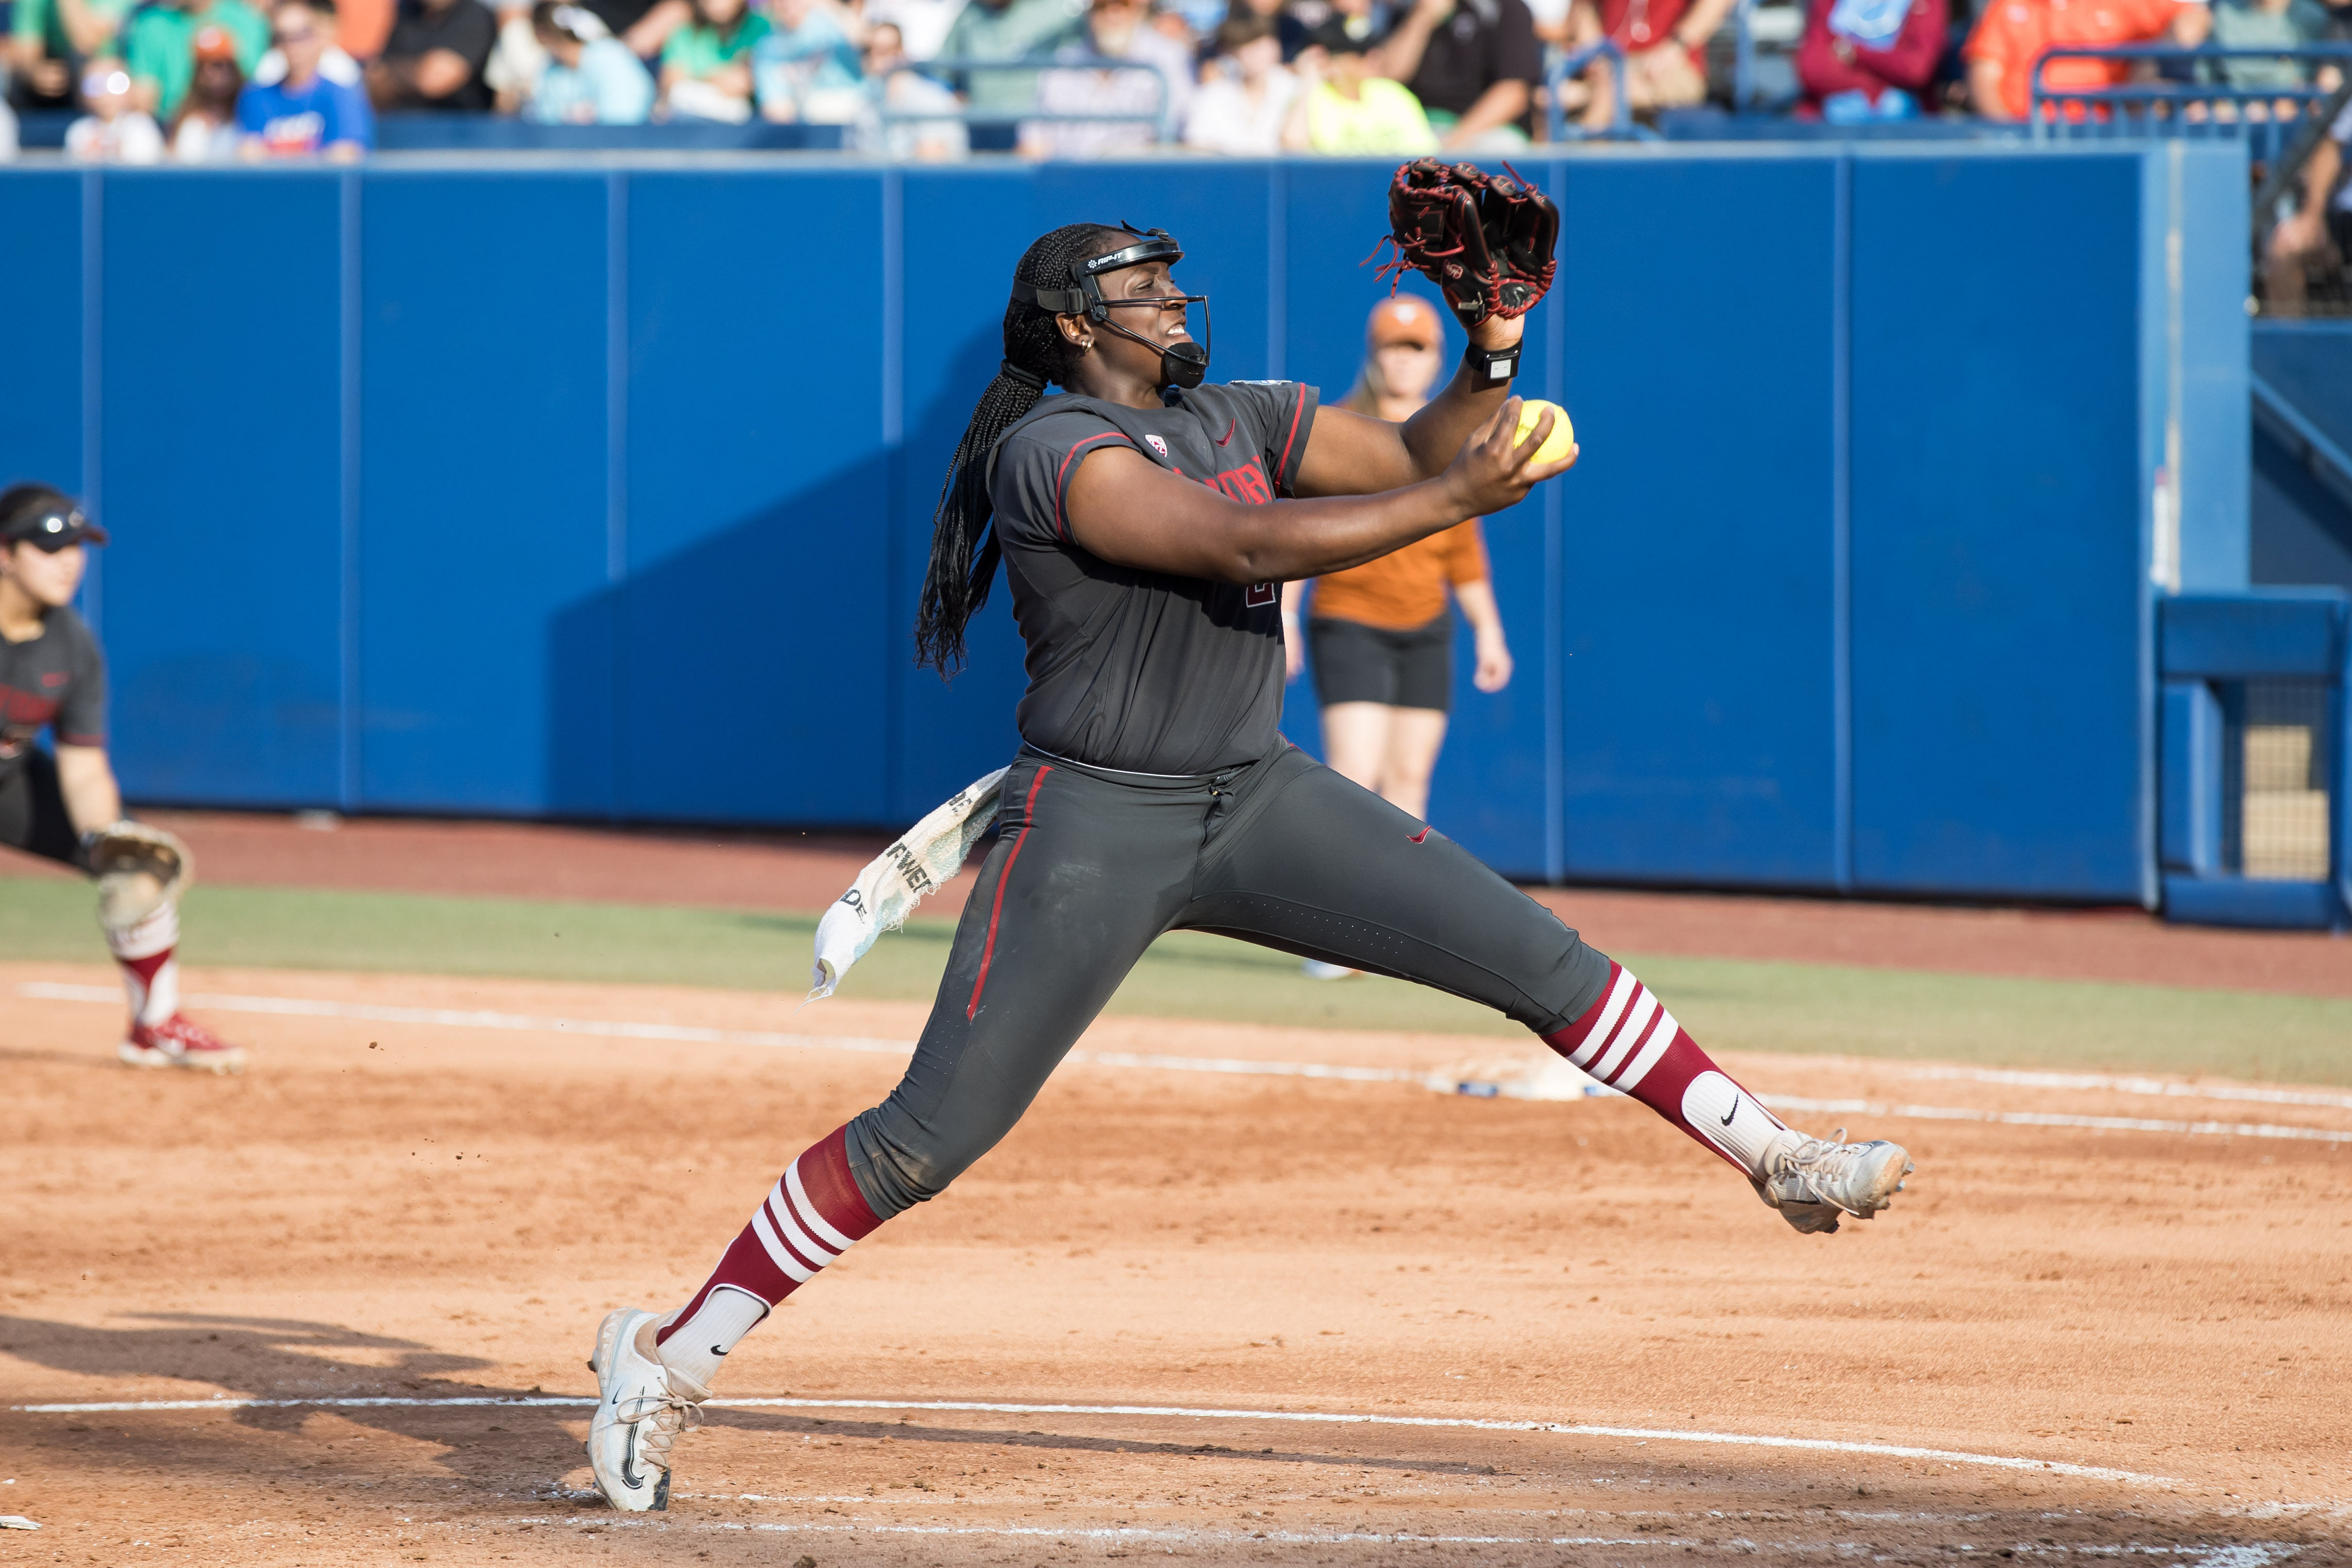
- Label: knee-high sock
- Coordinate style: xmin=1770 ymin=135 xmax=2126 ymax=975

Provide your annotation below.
xmin=106 ymin=902 xmax=180 ymax=1029
xmin=652 ymin=1124 xmax=883 ymax=1387
xmin=1541 ymin=960 xmax=1788 ymax=1179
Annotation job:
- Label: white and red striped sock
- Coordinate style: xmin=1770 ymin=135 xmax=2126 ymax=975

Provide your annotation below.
xmin=652 ymin=1124 xmax=883 ymax=1387
xmin=1541 ymin=961 xmax=1789 ymax=1179
xmin=106 ymin=903 xmax=181 ymax=1030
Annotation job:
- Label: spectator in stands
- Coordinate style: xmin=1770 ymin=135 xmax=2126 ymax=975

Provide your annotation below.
xmin=1557 ymin=0 xmax=1735 ymax=128
xmin=660 ymin=0 xmax=765 ymax=118
xmin=1229 ymin=0 xmax=1314 ymax=58
xmin=752 ymin=0 xmax=863 ymax=120
xmin=1304 ymin=0 xmax=1391 ymax=54
xmin=1522 ymin=0 xmax=1572 ymax=43
xmin=247 ymin=0 xmax=364 ymax=93
xmin=1183 ymin=11 xmax=1297 ymax=150
xmin=864 ymin=0 xmax=958 ymax=59
xmin=366 ymin=0 xmax=497 ymax=109
xmin=1380 ymin=0 xmax=1543 ymax=150
xmin=933 ymin=0 xmax=1086 ymax=121
xmin=1964 ymin=0 xmax=2208 ymax=119
xmin=2204 ymin=0 xmax=2331 ymax=91
xmin=1282 ymin=19 xmax=1438 ymax=149
xmin=1020 ymin=0 xmax=1193 ymax=155
xmin=66 ymin=55 xmax=165 ymax=155
xmin=2265 ymin=97 xmax=2349 ymax=309
xmin=1795 ymin=0 xmax=1945 ymax=117
xmin=10 ymin=0 xmax=143 ymax=109
xmin=123 ymin=0 xmax=267 ymax=118
xmin=238 ymin=0 xmax=370 ymax=152
xmin=524 ymin=0 xmax=653 ymax=116
xmin=854 ymin=16 xmax=970 ymax=153
xmin=168 ymin=22 xmax=245 ymax=157
xmin=565 ymin=0 xmax=688 ymax=58
xmin=486 ymin=0 xmax=550 ymax=109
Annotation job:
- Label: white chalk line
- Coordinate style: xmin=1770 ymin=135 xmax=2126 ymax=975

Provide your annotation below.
xmin=11 ymin=983 xmax=1415 ymax=1085
xmin=17 ymin=982 xmax=2350 ymax=1141
xmin=508 ymin=1520 xmax=2301 ymax=1560
xmin=1761 ymin=1096 xmax=2352 ymax=1146
xmin=4 ymin=1392 xmax=2179 ymax=1488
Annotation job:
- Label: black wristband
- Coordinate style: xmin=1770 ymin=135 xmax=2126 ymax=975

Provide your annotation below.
xmin=1464 ymin=340 xmax=1521 ymax=391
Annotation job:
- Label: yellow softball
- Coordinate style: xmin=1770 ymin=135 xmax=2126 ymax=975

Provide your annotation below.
xmin=1513 ymin=398 xmax=1576 ymax=465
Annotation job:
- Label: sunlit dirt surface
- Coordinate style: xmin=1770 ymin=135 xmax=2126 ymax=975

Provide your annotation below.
xmin=4 ymin=961 xmax=2347 ymax=1565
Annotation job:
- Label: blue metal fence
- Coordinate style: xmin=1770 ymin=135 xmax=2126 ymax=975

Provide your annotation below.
xmin=0 ymin=146 xmax=2247 ymax=904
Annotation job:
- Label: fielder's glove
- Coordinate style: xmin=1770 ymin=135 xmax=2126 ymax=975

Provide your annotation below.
xmin=85 ymin=819 xmax=192 ymax=930
xmin=1375 ymin=158 xmax=1561 ymax=329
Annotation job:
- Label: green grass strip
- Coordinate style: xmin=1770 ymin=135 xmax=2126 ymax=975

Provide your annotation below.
xmin=6 ymin=875 xmax=2346 ymax=1085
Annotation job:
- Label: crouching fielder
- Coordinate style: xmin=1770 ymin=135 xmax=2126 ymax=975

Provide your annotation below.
xmin=0 ymin=485 xmax=243 ymax=1073
xmin=583 ymin=220 xmax=1913 ymax=1511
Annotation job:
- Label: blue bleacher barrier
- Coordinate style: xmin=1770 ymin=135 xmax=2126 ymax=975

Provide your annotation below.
xmin=2159 ymin=592 xmax=2350 ymax=928
xmin=2031 ymin=45 xmax=2352 ymax=167
xmin=0 ymin=146 xmax=2249 ymax=908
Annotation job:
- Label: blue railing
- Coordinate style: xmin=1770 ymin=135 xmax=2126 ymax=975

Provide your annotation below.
xmin=2030 ymin=44 xmax=2352 ymax=163
xmin=1544 ymin=39 xmax=1663 ymax=142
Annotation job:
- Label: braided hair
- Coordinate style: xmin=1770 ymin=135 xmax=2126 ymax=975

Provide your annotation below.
xmin=914 ymin=222 xmax=1131 ymax=676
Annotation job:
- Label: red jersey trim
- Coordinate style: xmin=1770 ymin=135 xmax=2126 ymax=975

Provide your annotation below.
xmin=1272 ymin=387 xmax=1309 ymax=495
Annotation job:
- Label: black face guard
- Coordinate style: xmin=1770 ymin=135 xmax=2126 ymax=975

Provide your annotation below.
xmin=1011 ymin=227 xmax=1212 ymax=390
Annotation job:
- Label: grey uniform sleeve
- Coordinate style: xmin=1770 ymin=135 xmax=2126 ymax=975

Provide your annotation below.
xmin=1225 ymin=381 xmax=1320 ymax=498
xmin=55 ymin=615 xmax=107 ymax=749
xmin=990 ymin=413 xmax=1141 ymax=546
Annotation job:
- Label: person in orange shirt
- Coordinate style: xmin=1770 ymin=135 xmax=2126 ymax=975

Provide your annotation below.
xmin=1964 ymin=0 xmax=2208 ymax=120
xmin=1282 ymin=293 xmax=1513 ymax=825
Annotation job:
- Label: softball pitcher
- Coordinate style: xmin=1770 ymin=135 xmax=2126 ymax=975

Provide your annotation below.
xmin=583 ymin=174 xmax=1914 ymax=1512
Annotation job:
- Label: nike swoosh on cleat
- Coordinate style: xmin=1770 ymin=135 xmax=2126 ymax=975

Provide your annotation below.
xmin=1721 ymin=1096 xmax=1739 ymax=1126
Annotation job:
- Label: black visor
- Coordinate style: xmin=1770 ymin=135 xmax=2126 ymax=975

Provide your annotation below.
xmin=2 ymin=502 xmax=108 ymax=552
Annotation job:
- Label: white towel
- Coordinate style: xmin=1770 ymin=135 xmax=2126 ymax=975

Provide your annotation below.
xmin=809 ymin=766 xmax=1010 ymax=1000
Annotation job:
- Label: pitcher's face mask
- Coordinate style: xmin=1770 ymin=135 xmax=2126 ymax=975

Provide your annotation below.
xmin=1010 ymin=226 xmax=1211 ymax=390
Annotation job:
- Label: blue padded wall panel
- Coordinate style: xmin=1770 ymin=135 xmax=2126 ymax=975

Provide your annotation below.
xmin=1849 ymin=151 xmax=2146 ymax=899
xmin=360 ymin=171 xmax=613 ymax=816
xmin=101 ymin=171 xmax=343 ymax=806
xmin=622 ymin=169 xmax=888 ymax=824
xmin=890 ymin=166 xmax=1075 ymax=819
xmin=0 ymin=170 xmax=85 ymax=503
xmin=2173 ymin=143 xmax=2249 ymax=593
xmin=1550 ymin=153 xmax=1840 ymax=887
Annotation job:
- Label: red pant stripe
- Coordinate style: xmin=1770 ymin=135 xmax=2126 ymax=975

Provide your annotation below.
xmin=968 ymin=765 xmax=1052 ymax=1021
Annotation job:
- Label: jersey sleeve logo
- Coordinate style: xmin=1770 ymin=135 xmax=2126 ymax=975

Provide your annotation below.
xmin=1145 ymin=434 xmax=1169 ymax=460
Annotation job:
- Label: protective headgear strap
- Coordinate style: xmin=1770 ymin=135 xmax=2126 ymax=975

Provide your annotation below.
xmin=1008 ymin=226 xmax=1210 ymax=390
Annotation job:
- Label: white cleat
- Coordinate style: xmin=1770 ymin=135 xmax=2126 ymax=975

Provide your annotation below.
xmin=1754 ymin=1128 xmax=1913 ymax=1235
xmin=585 ymin=1308 xmax=708 ymax=1512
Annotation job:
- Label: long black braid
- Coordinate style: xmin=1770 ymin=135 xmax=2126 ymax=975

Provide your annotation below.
xmin=914 ymin=222 xmax=1131 ymax=676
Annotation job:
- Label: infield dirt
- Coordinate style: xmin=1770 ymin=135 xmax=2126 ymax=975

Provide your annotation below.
xmin=4 ymin=959 xmax=2348 ymax=1566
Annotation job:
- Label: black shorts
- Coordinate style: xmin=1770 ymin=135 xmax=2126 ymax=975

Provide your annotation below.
xmin=1308 ymin=613 xmax=1453 ymax=713
xmin=0 ymin=748 xmax=89 ymax=871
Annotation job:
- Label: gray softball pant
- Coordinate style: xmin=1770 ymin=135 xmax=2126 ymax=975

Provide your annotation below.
xmin=842 ymin=742 xmax=1615 ymax=1218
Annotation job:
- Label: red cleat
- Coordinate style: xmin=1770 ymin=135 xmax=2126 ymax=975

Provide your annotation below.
xmin=118 ymin=1014 xmax=247 ymax=1075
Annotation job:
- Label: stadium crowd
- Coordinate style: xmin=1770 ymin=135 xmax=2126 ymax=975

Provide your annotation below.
xmin=1 ymin=0 xmax=2347 ymax=171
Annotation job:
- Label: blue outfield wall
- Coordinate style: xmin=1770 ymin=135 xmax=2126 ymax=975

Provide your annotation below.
xmin=0 ymin=145 xmax=2245 ymax=902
